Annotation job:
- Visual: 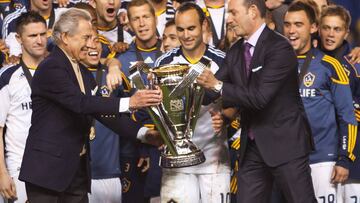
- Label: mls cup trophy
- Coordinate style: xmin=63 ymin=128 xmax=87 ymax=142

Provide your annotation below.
xmin=129 ymin=59 xmax=210 ymax=168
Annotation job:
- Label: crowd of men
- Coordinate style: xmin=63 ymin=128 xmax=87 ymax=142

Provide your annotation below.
xmin=0 ymin=0 xmax=360 ymax=202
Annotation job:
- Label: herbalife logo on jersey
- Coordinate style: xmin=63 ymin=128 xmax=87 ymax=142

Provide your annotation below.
xmin=21 ymin=102 xmax=32 ymax=110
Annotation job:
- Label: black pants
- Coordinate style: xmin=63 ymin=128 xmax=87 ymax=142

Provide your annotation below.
xmin=237 ymin=139 xmax=316 ymax=203
xmin=25 ymin=156 xmax=89 ymax=203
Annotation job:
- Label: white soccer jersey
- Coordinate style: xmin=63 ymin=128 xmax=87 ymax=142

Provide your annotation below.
xmin=0 ymin=64 xmax=34 ymax=177
xmin=2 ymin=6 xmax=67 ymax=56
xmin=98 ymin=26 xmax=133 ymax=45
xmin=155 ymin=46 xmax=230 ymax=174
xmin=156 ymin=0 xmax=175 ymax=37
xmin=196 ymin=0 xmax=227 ymax=47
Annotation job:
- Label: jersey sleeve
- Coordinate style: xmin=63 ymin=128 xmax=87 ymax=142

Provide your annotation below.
xmin=324 ymin=55 xmax=358 ymax=162
xmin=0 ymin=81 xmax=11 ymax=127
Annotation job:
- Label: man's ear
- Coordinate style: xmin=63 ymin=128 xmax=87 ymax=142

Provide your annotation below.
xmin=310 ymin=23 xmax=318 ymax=34
xmin=344 ymin=28 xmax=350 ymax=40
xmin=89 ymin=0 xmax=96 ymax=8
xmin=60 ymin=32 xmax=69 ymax=45
xmin=202 ymin=17 xmax=209 ymax=32
xmin=15 ymin=33 xmax=22 ymax=45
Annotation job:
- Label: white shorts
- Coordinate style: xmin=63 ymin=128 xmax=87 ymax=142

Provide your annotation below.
xmin=310 ymin=162 xmax=340 ymax=203
xmin=88 ymin=178 xmax=122 ymax=203
xmin=338 ymin=179 xmax=360 ymax=203
xmin=160 ymin=171 xmax=230 ymax=203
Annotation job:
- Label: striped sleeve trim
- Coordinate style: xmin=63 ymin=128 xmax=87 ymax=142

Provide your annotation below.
xmin=323 ymin=55 xmax=349 ymax=84
xmin=154 ymin=47 xmax=179 ymax=66
xmin=231 ymin=137 xmax=240 ymax=150
xmin=121 ymin=72 xmax=131 ymax=92
xmin=208 ymin=46 xmax=226 ymax=58
xmin=348 ymin=124 xmax=358 ymax=161
xmin=355 ymin=109 xmax=360 ymax=122
xmin=2 ymin=7 xmax=26 ymax=38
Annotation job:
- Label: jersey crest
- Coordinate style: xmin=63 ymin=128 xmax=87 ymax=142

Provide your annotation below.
xmin=303 ymin=72 xmax=315 ymax=87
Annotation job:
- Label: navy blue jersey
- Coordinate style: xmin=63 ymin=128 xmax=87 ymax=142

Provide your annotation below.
xmin=117 ymin=41 xmax=163 ymax=198
xmin=322 ymin=41 xmax=360 ymax=179
xmin=88 ymin=64 xmax=122 ymax=179
xmin=116 ymin=41 xmax=162 ymax=157
xmin=298 ymin=48 xmax=357 ymax=168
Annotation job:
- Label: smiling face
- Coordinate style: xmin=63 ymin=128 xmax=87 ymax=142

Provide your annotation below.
xmin=128 ymin=3 xmax=157 ymax=43
xmin=319 ymin=15 xmax=349 ymax=51
xmin=92 ymin=0 xmax=120 ymax=27
xmin=175 ymin=9 xmax=204 ymax=53
xmin=62 ymin=19 xmax=94 ymax=61
xmin=284 ymin=10 xmax=317 ymax=55
xmin=82 ymin=29 xmax=102 ymax=67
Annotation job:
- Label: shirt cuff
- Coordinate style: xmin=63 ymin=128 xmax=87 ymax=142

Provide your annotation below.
xmin=336 ymin=156 xmax=351 ymax=169
xmin=136 ymin=127 xmax=149 ymax=143
xmin=119 ymin=98 xmax=130 ymax=112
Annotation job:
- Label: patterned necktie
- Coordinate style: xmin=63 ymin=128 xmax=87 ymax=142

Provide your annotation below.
xmin=244 ymin=42 xmax=253 ymax=77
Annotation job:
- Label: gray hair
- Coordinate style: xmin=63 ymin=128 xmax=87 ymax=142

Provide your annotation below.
xmin=52 ymin=8 xmax=92 ymax=45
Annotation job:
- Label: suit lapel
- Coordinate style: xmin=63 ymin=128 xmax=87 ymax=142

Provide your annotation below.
xmin=54 ymin=46 xmax=85 ymax=93
xmin=248 ymin=27 xmax=270 ymax=76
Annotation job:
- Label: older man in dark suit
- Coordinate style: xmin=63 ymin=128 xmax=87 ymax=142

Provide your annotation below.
xmin=197 ymin=0 xmax=316 ymax=202
xmin=19 ymin=8 xmax=162 ymax=203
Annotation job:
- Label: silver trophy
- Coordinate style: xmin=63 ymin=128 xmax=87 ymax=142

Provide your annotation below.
xmin=129 ymin=59 xmax=210 ymax=168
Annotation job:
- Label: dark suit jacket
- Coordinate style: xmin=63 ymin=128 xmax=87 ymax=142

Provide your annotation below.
xmin=19 ymin=46 xmax=141 ymax=192
xmin=212 ymin=27 xmax=314 ymax=167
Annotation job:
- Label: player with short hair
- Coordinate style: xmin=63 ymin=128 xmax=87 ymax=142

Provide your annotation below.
xmin=283 ymin=2 xmax=357 ymax=202
xmin=162 ymin=19 xmax=180 ymax=52
xmin=0 ymin=11 xmax=47 ymax=203
xmin=318 ymin=5 xmax=360 ymax=202
xmin=2 ymin=0 xmax=67 ymax=57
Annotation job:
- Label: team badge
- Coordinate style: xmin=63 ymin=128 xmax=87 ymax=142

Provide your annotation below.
xmin=122 ymin=178 xmax=131 ymax=193
xmin=303 ymin=72 xmax=315 ymax=87
xmin=89 ymin=126 xmax=96 ymax=140
xmin=100 ymin=85 xmax=111 ymax=97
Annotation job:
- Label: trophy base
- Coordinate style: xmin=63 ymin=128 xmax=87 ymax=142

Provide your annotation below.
xmin=160 ymin=150 xmax=206 ymax=168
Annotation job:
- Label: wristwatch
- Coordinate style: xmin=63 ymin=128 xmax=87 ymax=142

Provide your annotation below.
xmin=213 ymin=81 xmax=223 ymax=93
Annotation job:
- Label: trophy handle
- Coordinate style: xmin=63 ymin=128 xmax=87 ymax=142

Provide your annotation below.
xmin=129 ymin=65 xmax=179 ymax=156
xmin=185 ymin=83 xmax=204 ymax=138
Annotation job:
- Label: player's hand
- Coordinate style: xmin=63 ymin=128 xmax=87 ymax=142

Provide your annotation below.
xmin=265 ymin=0 xmax=285 ymax=9
xmin=209 ymin=109 xmax=223 ymax=134
xmin=0 ymin=40 xmax=9 ymax=54
xmin=137 ymin=157 xmax=150 ymax=173
xmin=111 ymin=42 xmax=129 ymax=54
xmin=348 ymin=46 xmax=360 ymax=64
xmin=5 ymin=55 xmax=20 ymax=65
xmin=105 ymin=58 xmax=123 ymax=91
xmin=57 ymin=0 xmax=70 ymax=7
xmin=196 ymin=68 xmax=219 ymax=90
xmin=331 ymin=165 xmax=349 ymax=184
xmin=144 ymin=129 xmax=163 ymax=147
xmin=0 ymin=171 xmax=17 ymax=199
xmin=129 ymin=87 xmax=162 ymax=110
